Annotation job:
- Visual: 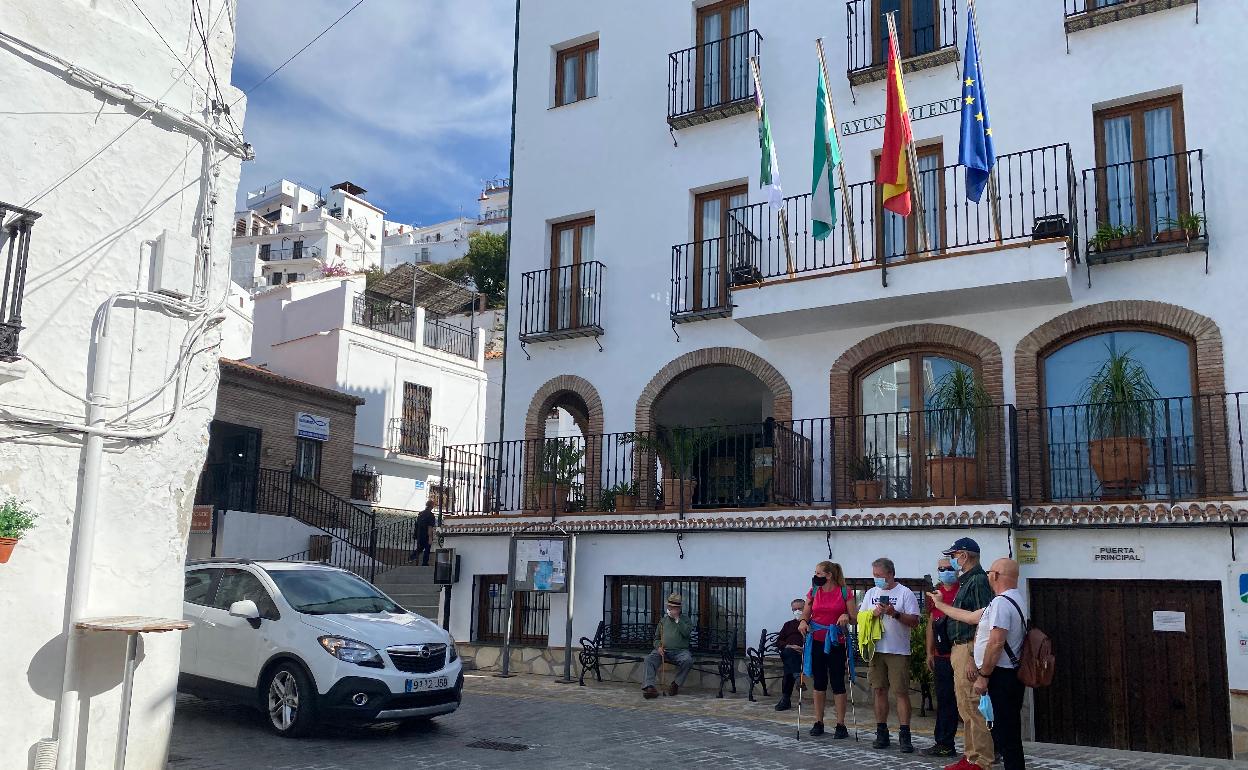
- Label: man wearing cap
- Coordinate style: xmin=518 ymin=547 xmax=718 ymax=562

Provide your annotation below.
xmin=941 ymin=537 xmax=996 ymax=770
xmin=642 ymin=593 xmax=694 ymax=699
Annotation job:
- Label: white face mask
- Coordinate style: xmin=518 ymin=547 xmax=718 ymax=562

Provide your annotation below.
xmin=793 ymin=610 xmax=804 ymax=620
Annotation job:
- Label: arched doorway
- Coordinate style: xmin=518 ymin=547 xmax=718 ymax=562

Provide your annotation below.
xmin=524 ymin=376 xmax=604 ymax=513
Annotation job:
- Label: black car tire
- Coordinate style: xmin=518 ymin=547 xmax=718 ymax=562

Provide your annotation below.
xmin=262 ymin=662 xmax=317 ymax=738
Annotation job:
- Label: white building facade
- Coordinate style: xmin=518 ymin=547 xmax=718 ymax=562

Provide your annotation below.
xmin=381 ymin=179 xmax=511 ymax=270
xmin=442 ymin=0 xmax=1248 ymax=761
xmin=0 ymin=0 xmax=246 ymax=766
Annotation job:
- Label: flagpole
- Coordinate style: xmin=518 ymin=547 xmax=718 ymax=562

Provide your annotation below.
xmin=968 ymin=0 xmax=1003 ymax=245
xmin=816 ymin=38 xmax=860 ymax=265
xmin=750 ymin=56 xmax=795 ymax=279
xmin=885 ymin=12 xmax=930 ymax=255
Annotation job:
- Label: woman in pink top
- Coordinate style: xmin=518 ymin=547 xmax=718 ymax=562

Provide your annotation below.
xmin=799 ymin=560 xmax=857 ymax=737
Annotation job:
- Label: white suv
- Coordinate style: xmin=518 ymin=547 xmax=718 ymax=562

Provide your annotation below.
xmin=178 ymin=559 xmax=463 ymax=736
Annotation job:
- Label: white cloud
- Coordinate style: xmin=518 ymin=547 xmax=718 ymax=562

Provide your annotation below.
xmin=231 ymin=0 xmax=515 ymax=223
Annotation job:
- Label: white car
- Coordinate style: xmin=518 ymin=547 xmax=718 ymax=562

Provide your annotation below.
xmin=178 ymin=559 xmax=463 ymax=737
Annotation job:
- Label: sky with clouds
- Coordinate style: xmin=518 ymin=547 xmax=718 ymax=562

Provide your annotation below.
xmin=231 ymin=0 xmax=515 ymax=227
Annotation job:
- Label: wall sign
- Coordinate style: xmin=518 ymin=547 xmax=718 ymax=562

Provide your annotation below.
xmin=414 ymin=479 xmax=427 ymax=490
xmin=1017 ymin=537 xmax=1037 ymax=564
xmin=1152 ymin=611 xmax=1186 ymax=633
xmin=840 ymin=96 xmax=961 ymax=137
xmin=1093 ymin=545 xmax=1144 ymax=562
xmin=296 ymin=412 xmax=329 ymax=441
xmin=1228 ymin=564 xmax=1248 ymax=614
xmin=190 ymin=505 xmax=213 ymax=534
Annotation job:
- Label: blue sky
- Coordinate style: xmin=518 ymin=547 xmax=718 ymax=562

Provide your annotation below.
xmin=231 ymin=0 xmax=514 ymax=227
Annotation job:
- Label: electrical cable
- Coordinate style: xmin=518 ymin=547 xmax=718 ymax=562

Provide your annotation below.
xmin=233 ymin=0 xmax=364 ymax=105
xmin=125 ymin=0 xmax=203 ymax=89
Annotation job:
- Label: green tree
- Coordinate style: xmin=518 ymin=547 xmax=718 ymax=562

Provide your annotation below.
xmin=465 ymin=231 xmax=507 ymax=308
xmin=424 ymin=257 xmax=472 ymax=287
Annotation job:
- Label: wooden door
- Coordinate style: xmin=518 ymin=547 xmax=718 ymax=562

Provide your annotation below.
xmin=550 ymin=217 xmax=594 ymax=331
xmin=1030 ymin=578 xmax=1231 ymax=759
xmin=696 ymin=0 xmax=749 ymax=110
xmin=693 ymin=186 xmax=748 ymax=312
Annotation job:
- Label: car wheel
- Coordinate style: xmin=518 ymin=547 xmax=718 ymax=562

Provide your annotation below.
xmin=264 ymin=663 xmax=317 ymax=738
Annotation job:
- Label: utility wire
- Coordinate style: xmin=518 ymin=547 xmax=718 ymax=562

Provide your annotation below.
xmin=126 ymin=0 xmax=202 ymax=88
xmin=233 ymin=0 xmax=364 ymax=105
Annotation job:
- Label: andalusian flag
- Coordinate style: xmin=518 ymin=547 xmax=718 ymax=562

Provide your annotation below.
xmin=876 ymin=29 xmax=914 ymax=217
xmin=754 ymin=81 xmax=784 ymax=212
xmin=812 ymin=63 xmax=841 ymax=239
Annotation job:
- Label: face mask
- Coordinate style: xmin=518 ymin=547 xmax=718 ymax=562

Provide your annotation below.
xmin=938 ymin=569 xmax=958 ymax=585
xmin=811 ymin=575 xmax=828 ymax=588
xmin=793 ymin=610 xmax=804 ymax=620
xmin=873 ymin=577 xmax=888 ymax=590
xmin=978 ymin=693 xmax=995 ymax=725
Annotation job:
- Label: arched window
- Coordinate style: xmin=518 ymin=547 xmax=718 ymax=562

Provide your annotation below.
xmin=1042 ymin=329 xmax=1193 ymax=406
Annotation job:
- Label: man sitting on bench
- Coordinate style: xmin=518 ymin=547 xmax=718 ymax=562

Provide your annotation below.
xmin=642 ymin=593 xmax=694 ymax=699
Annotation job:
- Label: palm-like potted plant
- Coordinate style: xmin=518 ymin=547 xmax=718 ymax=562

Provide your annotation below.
xmin=1155 ymin=212 xmax=1205 ymax=244
xmin=0 ymin=497 xmax=38 ymax=564
xmin=849 ymin=453 xmax=884 ymax=502
xmin=926 ymin=366 xmax=993 ymax=500
xmin=530 ymin=439 xmax=585 ymax=512
xmin=1082 ymin=347 xmax=1159 ymax=498
xmin=605 ymin=480 xmax=639 ymax=512
xmin=626 ymin=425 xmax=722 ymax=511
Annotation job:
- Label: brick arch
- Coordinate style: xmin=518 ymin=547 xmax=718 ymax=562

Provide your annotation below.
xmin=524 ymin=375 xmax=605 ymax=444
xmin=828 ymin=324 xmax=1005 ymax=416
xmin=634 ymin=347 xmax=793 ymax=433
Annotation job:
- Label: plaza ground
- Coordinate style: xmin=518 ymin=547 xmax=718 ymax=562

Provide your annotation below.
xmin=168 ymin=672 xmax=1244 ymax=769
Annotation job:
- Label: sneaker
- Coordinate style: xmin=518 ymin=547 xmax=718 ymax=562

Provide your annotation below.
xmin=667 ymin=683 xmax=679 ymax=697
xmin=642 ymin=686 xmax=659 ymax=700
xmin=810 ymin=721 xmax=825 ymax=737
xmin=898 ymin=731 xmax=913 ymax=753
xmin=833 ymin=723 xmax=849 ymax=739
xmin=872 ymin=729 xmax=890 ymax=749
xmin=921 ymin=744 xmax=957 ymax=758
xmin=774 ymin=696 xmax=791 ymax=712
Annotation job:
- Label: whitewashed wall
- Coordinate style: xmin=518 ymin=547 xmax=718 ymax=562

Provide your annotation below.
xmin=0 ymin=0 xmax=245 ymax=766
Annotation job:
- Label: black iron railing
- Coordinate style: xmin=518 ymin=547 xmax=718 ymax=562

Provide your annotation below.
xmin=726 ymin=143 xmax=1077 ymax=283
xmin=1064 ymin=0 xmax=1149 ymax=17
xmin=671 ymin=233 xmax=760 ymax=321
xmin=1081 ymin=149 xmax=1206 ymax=261
xmin=519 ymin=261 xmax=605 ymax=342
xmin=1 ymin=202 xmax=40 ymax=361
xmin=280 ymin=515 xmax=426 ymax=584
xmin=668 ymin=30 xmax=762 ymax=127
xmin=424 ymin=317 xmax=474 ymax=359
xmin=195 ymin=462 xmax=259 ymax=512
xmin=351 ymin=466 xmax=380 ymax=502
xmin=352 ymin=293 xmax=414 ymax=340
xmin=846 ymin=0 xmax=957 ymax=76
xmin=389 ymin=417 xmax=447 ymax=459
xmin=259 ymin=245 xmax=321 ymax=262
xmin=475 ymin=573 xmax=551 ymax=645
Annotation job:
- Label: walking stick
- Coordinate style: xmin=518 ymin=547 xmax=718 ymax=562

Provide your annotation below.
xmin=795 ymin=663 xmax=803 ymax=741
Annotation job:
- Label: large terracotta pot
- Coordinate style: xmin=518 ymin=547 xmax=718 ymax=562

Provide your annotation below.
xmin=662 ymin=477 xmax=696 ymax=512
xmin=615 ymin=495 xmax=637 ymax=513
xmin=0 ymin=537 xmax=17 ymax=564
xmin=853 ymin=480 xmax=884 ymax=503
xmin=535 ymin=484 xmax=571 ymax=512
xmin=927 ymin=456 xmax=980 ymax=500
xmin=1088 ymin=437 xmax=1151 ymax=497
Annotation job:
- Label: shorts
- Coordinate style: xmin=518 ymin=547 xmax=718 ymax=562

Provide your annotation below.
xmin=809 ymin=642 xmax=847 ymax=695
xmin=867 ymin=652 xmax=911 ymax=696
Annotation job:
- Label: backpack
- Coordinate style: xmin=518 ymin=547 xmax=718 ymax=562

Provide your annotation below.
xmin=1001 ymin=596 xmax=1055 ymax=689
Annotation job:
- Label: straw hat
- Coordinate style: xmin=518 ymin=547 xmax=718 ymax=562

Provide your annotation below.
xmin=666 ymin=593 xmax=683 ymax=607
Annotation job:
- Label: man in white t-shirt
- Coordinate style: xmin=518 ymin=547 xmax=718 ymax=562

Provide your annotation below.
xmin=862 ymin=557 xmax=920 ymax=753
xmin=930 ymin=558 xmax=1027 ymax=770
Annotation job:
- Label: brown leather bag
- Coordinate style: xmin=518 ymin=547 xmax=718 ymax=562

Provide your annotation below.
xmin=1002 ymin=596 xmax=1055 ymax=688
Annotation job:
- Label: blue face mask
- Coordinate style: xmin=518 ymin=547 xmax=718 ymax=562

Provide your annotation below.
xmin=873 ymin=577 xmax=888 ymax=590
xmin=938 ymin=569 xmax=958 ymax=585
xmin=978 ymin=693 xmax=995 ymax=725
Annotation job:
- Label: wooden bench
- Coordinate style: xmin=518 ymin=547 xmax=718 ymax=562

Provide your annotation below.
xmin=577 ymin=621 xmax=739 ymax=698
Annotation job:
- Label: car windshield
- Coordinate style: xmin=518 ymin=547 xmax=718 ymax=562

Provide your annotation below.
xmin=267 ymin=569 xmax=403 ymax=615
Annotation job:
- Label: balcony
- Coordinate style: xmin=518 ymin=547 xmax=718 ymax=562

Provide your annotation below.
xmin=727 ymin=143 xmax=1078 ymax=337
xmin=352 ymin=293 xmax=414 ymax=340
xmin=259 ymin=244 xmax=322 ymax=262
xmin=668 ymin=30 xmax=762 ymax=130
xmin=1064 ymin=0 xmax=1199 ymax=34
xmin=670 ymin=236 xmax=757 ymax=323
xmin=388 ymin=418 xmax=447 ymax=460
xmin=440 ymin=394 xmax=1248 ymax=518
xmin=518 ymin=262 xmax=605 ymax=345
xmin=1 ymin=201 xmax=40 ymax=362
xmin=424 ymin=317 xmax=474 ymax=360
xmin=1082 ymin=149 xmax=1207 ymax=267
xmin=846 ymin=0 xmax=959 ymax=87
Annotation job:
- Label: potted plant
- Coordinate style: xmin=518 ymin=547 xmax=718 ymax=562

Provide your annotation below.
xmin=0 ymin=497 xmax=38 ymax=564
xmin=848 ymin=453 xmax=884 ymax=502
xmin=602 ymin=481 xmax=639 ymax=512
xmin=530 ymin=440 xmax=585 ymax=512
xmin=1082 ymin=347 xmax=1159 ymax=498
xmin=626 ymin=426 xmax=722 ymax=511
xmin=1088 ymin=222 xmax=1142 ymax=253
xmin=926 ymin=366 xmax=993 ymax=500
xmin=1156 ymin=212 xmax=1205 ymax=244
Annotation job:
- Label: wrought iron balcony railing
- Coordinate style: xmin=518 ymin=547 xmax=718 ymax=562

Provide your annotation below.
xmin=1 ymin=201 xmax=40 ymax=361
xmin=668 ymin=29 xmax=762 ymax=129
xmin=388 ymin=418 xmax=447 ymax=460
xmin=352 ymin=293 xmax=414 ymax=340
xmin=846 ymin=0 xmax=958 ymax=82
xmin=670 ymin=232 xmax=760 ymax=323
xmin=259 ymin=244 xmax=322 ymax=262
xmin=424 ymin=317 xmax=474 ymax=360
xmin=519 ymin=261 xmax=605 ymax=343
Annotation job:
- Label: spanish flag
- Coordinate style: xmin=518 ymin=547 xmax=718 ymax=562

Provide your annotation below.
xmin=877 ymin=30 xmax=913 ymax=217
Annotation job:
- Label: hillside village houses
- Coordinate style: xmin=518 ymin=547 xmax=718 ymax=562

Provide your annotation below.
xmin=0 ymin=0 xmax=249 ymax=766
xmin=383 ymin=177 xmax=512 ymax=269
xmin=437 ymin=0 xmax=1248 ymax=761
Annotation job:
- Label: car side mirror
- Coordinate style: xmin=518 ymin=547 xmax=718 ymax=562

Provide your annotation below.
xmin=229 ymin=599 xmax=261 ymax=621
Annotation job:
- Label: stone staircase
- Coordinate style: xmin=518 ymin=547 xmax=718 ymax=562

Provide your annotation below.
xmin=373 ymin=564 xmax=441 ymax=620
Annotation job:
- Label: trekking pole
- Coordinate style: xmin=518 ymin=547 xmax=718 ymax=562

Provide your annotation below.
xmin=795 ymin=667 xmax=803 ymax=740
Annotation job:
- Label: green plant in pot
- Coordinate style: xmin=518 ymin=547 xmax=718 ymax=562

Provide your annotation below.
xmin=1082 ymin=347 xmax=1159 ymax=498
xmin=626 ymin=425 xmax=722 ymax=512
xmin=926 ymin=366 xmax=993 ymax=500
xmin=849 ymin=453 xmax=884 ymax=502
xmin=598 ymin=480 xmax=639 ymax=513
xmin=0 ymin=497 xmax=38 ymax=564
xmin=1156 ymin=212 xmax=1205 ymax=243
xmin=530 ymin=439 xmax=585 ymax=512
xmin=1088 ymin=222 xmax=1142 ymax=253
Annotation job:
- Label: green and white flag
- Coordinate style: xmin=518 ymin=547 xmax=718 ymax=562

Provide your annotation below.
xmin=754 ymin=78 xmax=784 ymax=212
xmin=812 ymin=63 xmax=842 ymax=240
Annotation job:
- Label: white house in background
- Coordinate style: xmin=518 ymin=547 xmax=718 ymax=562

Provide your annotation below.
xmin=231 ymin=179 xmax=385 ymax=289
xmin=382 ymin=178 xmax=512 ymax=269
xmin=441 ymin=0 xmax=1247 ymax=761
xmin=0 ymin=0 xmax=246 ymax=765
xmin=248 ymin=268 xmax=487 ymax=514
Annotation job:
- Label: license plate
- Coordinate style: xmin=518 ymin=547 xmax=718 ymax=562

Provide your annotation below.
xmin=405 ymin=676 xmax=449 ymax=693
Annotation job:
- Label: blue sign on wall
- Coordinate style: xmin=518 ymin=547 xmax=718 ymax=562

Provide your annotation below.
xmin=414 ymin=479 xmax=427 ymax=490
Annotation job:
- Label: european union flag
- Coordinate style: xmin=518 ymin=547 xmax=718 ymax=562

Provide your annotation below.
xmin=958 ymin=4 xmax=995 ymax=203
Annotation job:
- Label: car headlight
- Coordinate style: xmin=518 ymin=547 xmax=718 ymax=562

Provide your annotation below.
xmin=318 ymin=636 xmax=384 ymax=668
xmin=448 ymin=632 xmax=458 ymax=662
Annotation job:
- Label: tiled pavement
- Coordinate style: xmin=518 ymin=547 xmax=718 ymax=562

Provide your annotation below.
xmin=168 ymin=673 xmax=1244 ymax=769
